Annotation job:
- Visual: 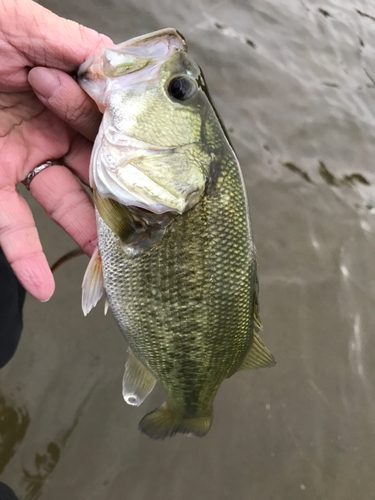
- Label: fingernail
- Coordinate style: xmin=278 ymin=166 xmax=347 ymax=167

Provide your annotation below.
xmin=28 ymin=68 xmax=61 ymax=99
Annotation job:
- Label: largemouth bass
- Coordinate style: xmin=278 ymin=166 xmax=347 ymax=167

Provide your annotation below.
xmin=78 ymin=28 xmax=275 ymax=439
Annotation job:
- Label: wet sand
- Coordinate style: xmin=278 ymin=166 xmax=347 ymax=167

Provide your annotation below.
xmin=1 ymin=0 xmax=375 ymax=498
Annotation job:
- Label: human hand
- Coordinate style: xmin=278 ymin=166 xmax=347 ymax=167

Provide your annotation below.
xmin=0 ymin=0 xmax=112 ymax=301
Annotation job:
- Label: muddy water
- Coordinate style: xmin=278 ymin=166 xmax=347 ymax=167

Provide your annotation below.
xmin=1 ymin=0 xmax=375 ymax=499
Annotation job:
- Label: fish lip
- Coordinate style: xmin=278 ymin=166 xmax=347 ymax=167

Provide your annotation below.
xmin=112 ymin=27 xmax=187 ymax=52
xmin=77 ymin=28 xmax=187 ymax=91
xmin=76 ymin=56 xmax=93 ymax=80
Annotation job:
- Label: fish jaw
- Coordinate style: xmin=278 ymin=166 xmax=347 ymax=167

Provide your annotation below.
xmin=77 ymin=28 xmax=186 ymax=110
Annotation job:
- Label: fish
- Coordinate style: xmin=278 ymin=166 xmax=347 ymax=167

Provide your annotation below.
xmin=78 ymin=28 xmax=275 ymax=439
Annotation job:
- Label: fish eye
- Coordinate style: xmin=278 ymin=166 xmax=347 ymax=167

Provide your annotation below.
xmin=167 ymin=76 xmax=197 ymax=101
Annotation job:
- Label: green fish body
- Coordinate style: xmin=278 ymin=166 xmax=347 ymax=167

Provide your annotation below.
xmin=78 ymin=29 xmax=275 ymax=439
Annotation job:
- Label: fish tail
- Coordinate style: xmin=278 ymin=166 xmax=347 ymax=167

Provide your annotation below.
xmin=138 ymin=403 xmax=212 ymax=439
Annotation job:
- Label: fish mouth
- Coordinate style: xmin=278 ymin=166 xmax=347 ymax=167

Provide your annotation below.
xmin=77 ymin=28 xmax=187 ymax=107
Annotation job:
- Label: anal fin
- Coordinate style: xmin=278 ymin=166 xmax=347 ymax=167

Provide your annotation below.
xmin=237 ymin=274 xmax=275 ymax=370
xmin=123 ymin=350 xmax=156 ymax=406
xmin=239 ymin=332 xmax=276 ymax=370
xmin=81 ymin=246 xmax=104 ymax=316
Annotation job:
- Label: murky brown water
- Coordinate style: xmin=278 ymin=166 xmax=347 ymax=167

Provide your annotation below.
xmin=1 ymin=0 xmax=375 ymax=498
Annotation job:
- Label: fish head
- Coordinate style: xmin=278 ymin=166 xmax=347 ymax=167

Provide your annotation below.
xmin=78 ymin=29 xmax=216 ymax=215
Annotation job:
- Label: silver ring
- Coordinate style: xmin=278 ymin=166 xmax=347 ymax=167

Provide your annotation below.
xmin=23 ymin=159 xmax=65 ymax=190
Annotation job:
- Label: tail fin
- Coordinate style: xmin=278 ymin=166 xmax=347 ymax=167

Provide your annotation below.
xmin=138 ymin=403 xmax=213 ymax=439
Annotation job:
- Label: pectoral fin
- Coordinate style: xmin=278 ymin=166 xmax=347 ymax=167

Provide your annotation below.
xmin=122 ymin=350 xmax=157 ymax=406
xmin=93 ymin=187 xmax=137 ymax=243
xmin=82 ymin=246 xmax=104 ymax=316
xmin=239 ymin=333 xmax=276 ymax=370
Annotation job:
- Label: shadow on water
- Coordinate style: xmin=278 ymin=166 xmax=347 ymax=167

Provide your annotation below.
xmin=318 ymin=162 xmax=370 ymax=188
xmin=20 ymin=415 xmax=81 ymax=500
xmin=19 ymin=388 xmax=92 ymax=500
xmin=22 ymin=442 xmax=61 ymax=500
xmin=0 ymin=392 xmax=30 ymax=476
xmin=0 ymin=388 xmax=86 ymax=500
xmin=281 ymin=160 xmax=371 ymax=188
